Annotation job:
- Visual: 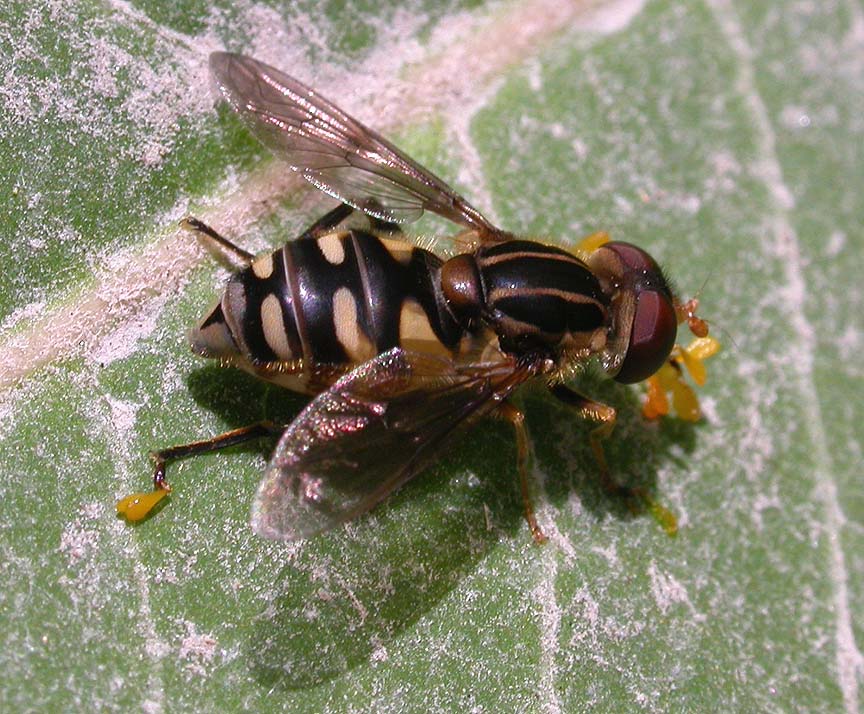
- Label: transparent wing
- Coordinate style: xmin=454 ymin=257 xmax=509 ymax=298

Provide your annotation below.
xmin=210 ymin=52 xmax=505 ymax=238
xmin=251 ymin=348 xmax=530 ymax=540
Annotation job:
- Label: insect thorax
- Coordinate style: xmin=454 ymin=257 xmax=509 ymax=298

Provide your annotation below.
xmin=441 ymin=240 xmax=610 ymax=357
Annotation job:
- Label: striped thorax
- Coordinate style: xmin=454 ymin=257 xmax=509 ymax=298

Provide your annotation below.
xmin=459 ymin=240 xmax=609 ymax=356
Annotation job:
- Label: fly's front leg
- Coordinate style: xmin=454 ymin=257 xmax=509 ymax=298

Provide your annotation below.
xmin=550 ymin=385 xmax=617 ymax=480
xmin=180 ymin=217 xmax=255 ymax=264
xmin=496 ymin=401 xmax=547 ymax=544
xmin=550 ymin=384 xmax=678 ymax=536
xmin=117 ymin=420 xmax=286 ymax=523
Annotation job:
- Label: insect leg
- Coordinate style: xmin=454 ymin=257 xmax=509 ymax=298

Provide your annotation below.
xmin=496 ymin=401 xmax=547 ymax=544
xmin=549 ymin=384 xmax=678 ymax=536
xmin=150 ymin=420 xmax=285 ymax=490
xmin=549 ymin=384 xmax=617 ymax=477
xmin=116 ymin=421 xmax=286 ymax=523
xmin=297 ymin=202 xmax=356 ymax=240
xmin=181 ymin=217 xmax=255 ymax=264
xmin=368 ymin=215 xmax=404 ymax=237
xmin=298 ymin=199 xmax=406 ymax=239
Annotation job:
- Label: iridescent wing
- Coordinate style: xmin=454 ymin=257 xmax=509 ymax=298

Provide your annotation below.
xmin=251 ymin=348 xmax=532 ymax=540
xmin=209 ymin=52 xmax=506 ymax=240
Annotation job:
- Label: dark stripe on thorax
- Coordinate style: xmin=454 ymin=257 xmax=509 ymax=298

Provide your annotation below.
xmin=479 ymin=239 xmax=608 ymax=335
xmin=492 ymin=294 xmax=605 ymax=333
xmin=478 ymin=241 xmax=605 ymax=305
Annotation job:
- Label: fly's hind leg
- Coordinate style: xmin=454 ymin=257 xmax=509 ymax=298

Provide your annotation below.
xmin=150 ymin=421 xmax=285 ymax=490
xmin=181 ymin=217 xmax=255 ymax=264
xmin=550 ymin=384 xmax=678 ymax=536
xmin=117 ymin=421 xmax=286 ymax=523
xmin=497 ymin=401 xmax=547 ymax=544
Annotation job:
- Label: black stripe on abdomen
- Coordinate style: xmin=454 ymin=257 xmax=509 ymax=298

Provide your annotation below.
xmin=228 ymin=249 xmax=304 ymax=364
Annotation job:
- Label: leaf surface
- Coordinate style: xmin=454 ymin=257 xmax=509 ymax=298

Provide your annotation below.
xmin=1 ymin=1 xmax=862 ymax=711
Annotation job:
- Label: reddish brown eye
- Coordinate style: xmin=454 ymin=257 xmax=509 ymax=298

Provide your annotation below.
xmin=614 ymin=290 xmax=677 ymax=384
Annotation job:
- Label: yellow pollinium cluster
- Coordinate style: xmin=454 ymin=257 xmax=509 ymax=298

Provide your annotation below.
xmin=116 ymin=489 xmax=169 ymax=522
xmin=643 ymin=336 xmax=721 ymax=422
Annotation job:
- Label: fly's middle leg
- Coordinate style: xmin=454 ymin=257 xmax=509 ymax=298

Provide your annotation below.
xmin=496 ymin=401 xmax=547 ymax=544
xmin=297 ymin=202 xmax=356 ymax=240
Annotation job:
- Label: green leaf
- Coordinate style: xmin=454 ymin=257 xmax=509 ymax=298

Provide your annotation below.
xmin=2 ymin=0 xmax=862 ymax=711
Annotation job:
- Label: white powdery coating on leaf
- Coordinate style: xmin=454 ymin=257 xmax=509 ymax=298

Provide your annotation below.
xmin=707 ymin=1 xmax=864 ymax=711
xmin=0 ymin=301 xmax=47 ymax=335
xmin=141 ymin=700 xmax=163 ymax=714
xmin=145 ymin=638 xmax=172 ymax=660
xmin=543 ymin=516 xmax=580 ymax=564
xmin=178 ymin=621 xmax=219 ymax=660
xmin=369 ymin=638 xmax=389 ymax=664
xmin=825 ymin=230 xmax=847 ymax=258
xmin=104 ymin=394 xmax=140 ymax=441
xmin=207 ymin=2 xmax=327 ymax=92
xmin=646 ymin=560 xmax=704 ymax=620
xmin=836 ymin=325 xmax=862 ymax=370
xmin=91 ymin=291 xmax=172 ymax=366
xmin=535 ymin=543 xmax=563 ymax=714
xmin=178 ymin=620 xmax=219 ymax=678
xmin=2 ymin=0 xmax=216 ymax=167
xmin=590 ymin=543 xmax=620 ymax=569
xmin=59 ymin=504 xmax=102 ymax=565
xmin=0 ymin=161 xmax=301 ymax=390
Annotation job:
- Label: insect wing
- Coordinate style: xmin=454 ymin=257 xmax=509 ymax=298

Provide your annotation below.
xmin=251 ymin=348 xmax=529 ymax=540
xmin=209 ymin=52 xmax=503 ymax=237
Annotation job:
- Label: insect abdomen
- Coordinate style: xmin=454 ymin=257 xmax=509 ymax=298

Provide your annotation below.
xmin=191 ymin=230 xmax=464 ymax=383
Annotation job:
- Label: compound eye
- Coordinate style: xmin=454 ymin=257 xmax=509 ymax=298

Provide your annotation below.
xmin=614 ymin=291 xmax=677 ymax=384
xmin=604 ymin=241 xmax=658 ymax=275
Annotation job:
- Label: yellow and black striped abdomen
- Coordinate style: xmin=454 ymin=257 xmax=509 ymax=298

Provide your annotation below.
xmin=190 ymin=230 xmax=465 ymax=391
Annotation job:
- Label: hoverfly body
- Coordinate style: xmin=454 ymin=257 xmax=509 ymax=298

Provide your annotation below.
xmin=117 ymin=52 xmax=719 ymax=542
